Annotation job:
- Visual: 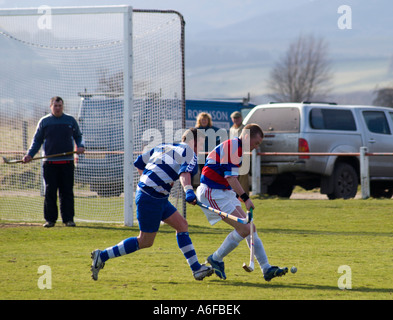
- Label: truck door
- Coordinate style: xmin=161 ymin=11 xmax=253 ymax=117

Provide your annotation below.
xmin=361 ymin=110 xmax=393 ymax=177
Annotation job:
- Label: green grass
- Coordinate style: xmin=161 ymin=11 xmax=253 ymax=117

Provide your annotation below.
xmin=0 ymin=195 xmax=125 ymax=223
xmin=1 ymin=197 xmax=392 ymax=300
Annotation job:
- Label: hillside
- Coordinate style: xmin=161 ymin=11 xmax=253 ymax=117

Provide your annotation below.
xmin=185 ymin=0 xmax=393 ymax=100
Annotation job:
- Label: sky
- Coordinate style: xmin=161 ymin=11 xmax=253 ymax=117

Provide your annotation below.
xmin=0 ymin=0 xmax=312 ymax=34
xmin=1 ymin=0 xmax=392 ymax=101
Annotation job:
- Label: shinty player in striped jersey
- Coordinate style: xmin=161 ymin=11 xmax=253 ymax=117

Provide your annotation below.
xmin=91 ymin=128 xmax=213 ymax=281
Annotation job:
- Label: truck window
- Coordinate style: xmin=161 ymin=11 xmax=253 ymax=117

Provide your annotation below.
xmin=310 ymin=108 xmax=356 ymax=131
xmin=363 ymin=111 xmax=391 ymax=135
xmin=247 ymin=107 xmax=300 ymax=133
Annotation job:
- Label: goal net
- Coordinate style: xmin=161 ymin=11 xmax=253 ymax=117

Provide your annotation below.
xmin=0 ymin=6 xmax=186 ymax=226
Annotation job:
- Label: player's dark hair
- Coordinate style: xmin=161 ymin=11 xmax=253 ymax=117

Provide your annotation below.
xmin=50 ymin=96 xmax=64 ymax=106
xmin=181 ymin=128 xmax=205 ymax=148
xmin=241 ymin=123 xmax=264 ymax=139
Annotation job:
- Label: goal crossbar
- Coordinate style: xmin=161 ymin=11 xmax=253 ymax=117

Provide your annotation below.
xmin=0 ymin=5 xmax=132 ymax=16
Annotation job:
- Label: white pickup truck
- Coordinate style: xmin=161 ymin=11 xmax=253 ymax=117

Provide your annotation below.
xmin=244 ymin=102 xmax=393 ymax=199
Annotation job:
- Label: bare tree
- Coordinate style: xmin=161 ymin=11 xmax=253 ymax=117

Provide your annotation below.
xmin=373 ymin=87 xmax=393 ymax=108
xmin=267 ymin=35 xmax=333 ymax=102
xmin=97 ymin=69 xmax=124 ymax=93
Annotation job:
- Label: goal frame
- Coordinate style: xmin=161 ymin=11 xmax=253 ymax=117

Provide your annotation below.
xmin=0 ymin=6 xmax=187 ymax=226
xmin=0 ymin=5 xmax=135 ymax=226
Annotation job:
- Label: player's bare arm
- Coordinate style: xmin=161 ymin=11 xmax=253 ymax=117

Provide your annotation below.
xmin=226 ymin=176 xmax=254 ymax=211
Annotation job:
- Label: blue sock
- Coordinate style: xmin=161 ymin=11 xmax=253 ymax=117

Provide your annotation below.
xmin=176 ymin=232 xmax=201 ymax=272
xmin=100 ymin=237 xmax=139 ymax=262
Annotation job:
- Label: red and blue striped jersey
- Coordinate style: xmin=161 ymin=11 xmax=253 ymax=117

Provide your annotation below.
xmin=201 ymin=137 xmax=243 ymax=189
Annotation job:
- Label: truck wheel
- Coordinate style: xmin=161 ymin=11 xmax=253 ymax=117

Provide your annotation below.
xmin=267 ymin=175 xmax=294 ymax=198
xmin=370 ymin=183 xmax=393 ymax=198
xmin=327 ymin=163 xmax=358 ymax=199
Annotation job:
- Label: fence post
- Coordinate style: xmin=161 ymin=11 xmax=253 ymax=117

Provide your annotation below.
xmin=360 ymin=146 xmax=370 ymax=199
xmin=252 ymin=149 xmax=261 ymax=195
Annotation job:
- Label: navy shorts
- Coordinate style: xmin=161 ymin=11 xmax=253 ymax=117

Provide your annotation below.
xmin=135 ymin=189 xmax=177 ymax=233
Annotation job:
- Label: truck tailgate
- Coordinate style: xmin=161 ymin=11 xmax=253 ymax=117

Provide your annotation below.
xmin=260 ymin=133 xmax=299 ymax=162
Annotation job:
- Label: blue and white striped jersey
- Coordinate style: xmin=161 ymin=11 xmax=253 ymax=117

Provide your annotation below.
xmin=134 ymin=143 xmax=198 ymax=198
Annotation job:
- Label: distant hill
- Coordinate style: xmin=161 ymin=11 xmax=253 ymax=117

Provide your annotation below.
xmin=188 ymin=0 xmax=393 ymax=59
xmin=185 ymin=0 xmax=393 ymax=99
xmin=1 ymin=0 xmax=392 ymax=101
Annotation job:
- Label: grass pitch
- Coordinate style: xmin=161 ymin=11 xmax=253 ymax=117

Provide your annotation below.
xmin=0 ymin=197 xmax=392 ymax=300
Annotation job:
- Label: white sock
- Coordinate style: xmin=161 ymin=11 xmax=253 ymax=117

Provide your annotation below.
xmin=213 ymin=230 xmax=243 ymax=262
xmin=246 ymin=232 xmax=271 ymax=273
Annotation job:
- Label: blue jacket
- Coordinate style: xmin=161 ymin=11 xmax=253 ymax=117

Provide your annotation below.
xmin=28 ymin=113 xmax=84 ymax=162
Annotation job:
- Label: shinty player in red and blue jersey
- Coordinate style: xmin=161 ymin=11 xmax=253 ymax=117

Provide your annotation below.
xmin=197 ymin=123 xmax=289 ymax=281
xmin=201 ymin=134 xmax=244 ymax=190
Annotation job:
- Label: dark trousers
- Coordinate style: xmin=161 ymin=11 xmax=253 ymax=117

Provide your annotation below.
xmin=43 ymin=162 xmax=75 ymax=223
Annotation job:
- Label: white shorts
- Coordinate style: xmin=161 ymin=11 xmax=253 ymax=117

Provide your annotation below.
xmin=196 ymin=183 xmax=242 ymax=225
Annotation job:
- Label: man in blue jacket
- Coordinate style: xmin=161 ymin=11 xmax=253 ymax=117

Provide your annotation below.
xmin=23 ymin=96 xmax=85 ymax=227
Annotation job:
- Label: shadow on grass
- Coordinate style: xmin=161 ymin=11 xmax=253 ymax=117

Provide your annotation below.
xmin=257 ymin=227 xmax=393 ymax=238
xmin=75 ymin=223 xmax=233 ymax=235
xmin=188 ymin=225 xmax=393 ymax=238
xmin=73 ymin=223 xmax=393 ymax=238
xmin=75 ymin=224 xmax=138 ymax=231
xmin=215 ymin=279 xmax=393 ymax=294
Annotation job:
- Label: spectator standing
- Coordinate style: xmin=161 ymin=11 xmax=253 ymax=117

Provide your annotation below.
xmin=23 ymin=96 xmax=85 ymax=227
xmin=229 ymin=111 xmax=245 ymax=139
xmin=229 ymin=111 xmax=249 ymax=195
xmin=195 ymin=112 xmax=222 ymax=176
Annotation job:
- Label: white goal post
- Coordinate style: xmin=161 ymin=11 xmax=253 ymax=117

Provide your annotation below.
xmin=0 ymin=6 xmax=186 ymax=226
